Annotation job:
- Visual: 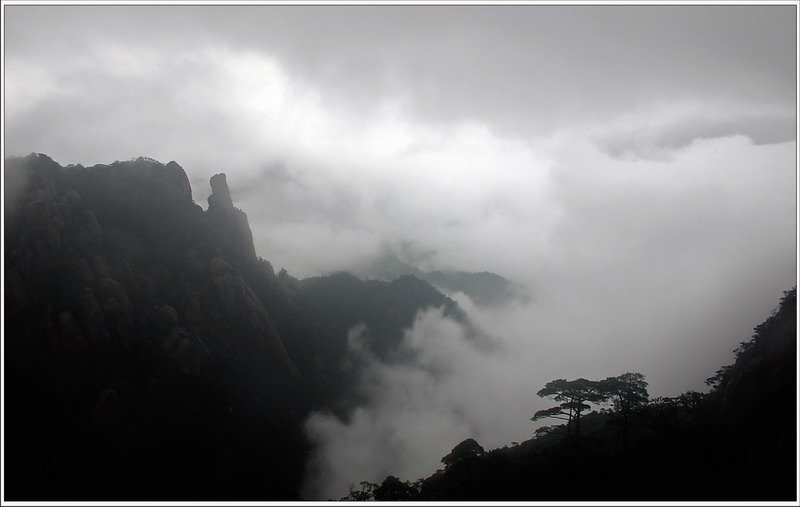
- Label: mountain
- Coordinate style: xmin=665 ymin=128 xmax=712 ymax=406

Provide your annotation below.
xmin=4 ymin=154 xmax=310 ymax=500
xmin=360 ymin=249 xmax=529 ymax=307
xmin=3 ymin=153 xmax=472 ymax=500
xmin=277 ymin=271 xmax=471 ymax=416
xmin=422 ymin=270 xmax=528 ymax=308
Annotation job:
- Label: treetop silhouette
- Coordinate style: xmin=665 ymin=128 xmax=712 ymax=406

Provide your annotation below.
xmin=532 ymin=373 xmax=650 ymax=439
xmin=532 ymin=377 xmax=608 ymax=437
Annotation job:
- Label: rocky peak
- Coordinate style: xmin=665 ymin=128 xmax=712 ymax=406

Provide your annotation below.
xmin=205 ymin=172 xmax=258 ymax=266
xmin=208 ymin=172 xmax=234 ymax=211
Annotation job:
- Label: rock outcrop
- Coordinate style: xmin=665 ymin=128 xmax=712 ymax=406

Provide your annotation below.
xmin=206 ymin=172 xmax=258 ymax=266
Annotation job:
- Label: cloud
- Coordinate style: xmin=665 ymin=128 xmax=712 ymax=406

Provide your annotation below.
xmin=5 ymin=5 xmax=795 ymax=146
xmin=4 ymin=44 xmax=294 ymax=172
xmin=515 ymin=134 xmax=796 ymax=395
xmin=591 ymin=100 xmax=796 ymax=160
xmin=302 ymin=305 xmax=542 ymax=500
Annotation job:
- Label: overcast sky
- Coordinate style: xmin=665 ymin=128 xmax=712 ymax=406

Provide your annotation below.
xmin=4 ymin=3 xmax=797 ymax=500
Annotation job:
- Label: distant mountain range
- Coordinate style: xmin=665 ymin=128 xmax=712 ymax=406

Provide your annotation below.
xmin=357 ymin=249 xmax=529 ymax=308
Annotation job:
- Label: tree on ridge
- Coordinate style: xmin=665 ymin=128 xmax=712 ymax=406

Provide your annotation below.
xmin=531 ymin=377 xmax=608 ymax=438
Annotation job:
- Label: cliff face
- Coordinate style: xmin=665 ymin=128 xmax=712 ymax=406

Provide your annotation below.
xmin=4 ymin=154 xmax=306 ymax=500
xmin=4 ymin=153 xmax=477 ymax=501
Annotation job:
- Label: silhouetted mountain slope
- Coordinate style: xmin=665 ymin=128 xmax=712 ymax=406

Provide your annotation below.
xmin=703 ymin=287 xmax=797 ymax=499
xmin=296 ymin=272 xmax=465 ymax=358
xmin=423 ymin=270 xmax=527 ymax=307
xmin=3 ymin=153 xmax=474 ymax=500
xmin=5 ymin=154 xmax=309 ymax=500
xmin=343 ymin=288 xmax=797 ymax=501
xmin=278 ymin=272 xmax=470 ymax=414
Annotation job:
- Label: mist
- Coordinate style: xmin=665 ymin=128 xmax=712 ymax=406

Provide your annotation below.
xmin=3 ymin=4 xmax=796 ymax=501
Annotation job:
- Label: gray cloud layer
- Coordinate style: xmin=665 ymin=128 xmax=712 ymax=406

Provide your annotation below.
xmin=4 ymin=4 xmax=797 ymax=500
xmin=6 ymin=5 xmax=795 ymax=139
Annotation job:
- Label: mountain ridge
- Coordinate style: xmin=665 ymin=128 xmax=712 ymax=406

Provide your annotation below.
xmin=357 ymin=249 xmax=529 ymax=307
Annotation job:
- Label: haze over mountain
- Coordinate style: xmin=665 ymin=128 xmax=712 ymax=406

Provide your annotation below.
xmin=355 ymin=245 xmax=529 ymax=307
xmin=3 ymin=3 xmax=797 ymax=502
